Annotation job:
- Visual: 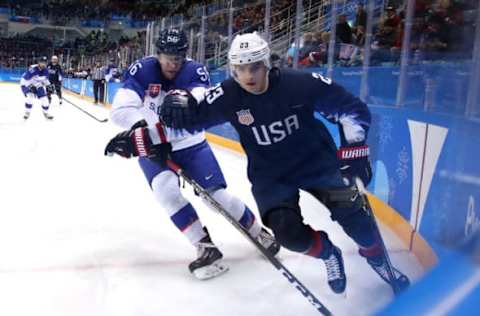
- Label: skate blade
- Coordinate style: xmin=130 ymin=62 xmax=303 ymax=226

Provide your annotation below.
xmin=192 ymin=261 xmax=229 ymax=280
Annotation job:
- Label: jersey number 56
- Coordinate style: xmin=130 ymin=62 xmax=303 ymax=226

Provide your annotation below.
xmin=129 ymin=62 xmax=143 ymax=76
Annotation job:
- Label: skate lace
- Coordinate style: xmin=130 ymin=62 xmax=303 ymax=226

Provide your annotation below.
xmin=324 ymin=253 xmax=342 ymax=281
xmin=373 ymin=263 xmax=389 ymax=279
xmin=370 ymin=260 xmax=402 ymax=281
xmin=196 ymin=242 xmax=217 ymax=258
xmin=257 ymin=230 xmax=275 ymax=248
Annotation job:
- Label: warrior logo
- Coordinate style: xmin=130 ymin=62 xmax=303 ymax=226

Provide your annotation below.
xmin=147 ymin=84 xmax=161 ymax=98
xmin=236 ymin=109 xmax=254 ymax=126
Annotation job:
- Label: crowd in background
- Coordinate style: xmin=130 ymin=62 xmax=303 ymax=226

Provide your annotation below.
xmin=57 ymin=30 xmax=146 ymax=58
xmin=0 ymin=0 xmax=174 ymax=25
xmin=0 ymin=34 xmax=51 ymax=68
xmin=0 ymin=0 xmax=478 ymax=73
xmin=287 ymin=0 xmax=478 ymax=68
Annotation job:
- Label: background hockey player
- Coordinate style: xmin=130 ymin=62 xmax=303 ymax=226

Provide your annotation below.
xmin=159 ymin=32 xmax=410 ymax=293
xmin=47 ymin=55 xmax=64 ymax=106
xmin=105 ymin=57 xmax=120 ymax=83
xmin=20 ymin=56 xmax=53 ymax=120
xmin=104 ymin=28 xmax=279 ymax=280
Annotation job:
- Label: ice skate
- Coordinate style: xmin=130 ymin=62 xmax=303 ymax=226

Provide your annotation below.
xmin=366 ymin=255 xmax=410 ymax=294
xmin=322 ymin=245 xmax=346 ymax=294
xmin=257 ymin=228 xmax=281 ymax=256
xmin=43 ymin=111 xmax=54 ymax=120
xmin=23 ymin=110 xmax=30 ymax=120
xmin=189 ymin=233 xmax=228 ymax=280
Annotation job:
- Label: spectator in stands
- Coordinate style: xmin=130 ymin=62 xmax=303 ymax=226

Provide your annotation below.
xmin=299 ymin=31 xmax=328 ymax=67
xmin=445 ymin=2 xmax=476 ymax=59
xmin=354 ymin=25 xmax=366 ymax=47
xmin=91 ymin=60 xmax=106 ymax=105
xmin=336 ymin=14 xmax=353 ymax=44
xmin=383 ymin=6 xmax=401 ymax=29
xmin=371 ymin=20 xmax=398 ymax=64
xmin=423 ymin=15 xmax=449 ymax=58
xmin=353 ymin=3 xmax=367 ymax=33
xmin=298 ymin=33 xmax=317 ymax=62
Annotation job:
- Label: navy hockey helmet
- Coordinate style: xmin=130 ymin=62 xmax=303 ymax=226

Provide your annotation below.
xmin=155 ymin=28 xmax=188 ymax=56
xmin=37 ymin=56 xmax=48 ymax=64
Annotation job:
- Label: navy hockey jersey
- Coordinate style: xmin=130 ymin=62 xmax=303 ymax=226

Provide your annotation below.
xmin=189 ymin=68 xmax=371 ymax=185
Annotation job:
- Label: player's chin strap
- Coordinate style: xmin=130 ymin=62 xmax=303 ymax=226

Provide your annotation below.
xmin=165 ymin=159 xmax=333 ymax=316
xmin=354 ymin=177 xmax=404 ymax=295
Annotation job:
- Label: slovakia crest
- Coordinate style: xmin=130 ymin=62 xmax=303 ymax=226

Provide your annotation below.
xmin=147 ymin=84 xmax=162 ymax=97
xmin=236 ymin=109 xmax=254 ymax=126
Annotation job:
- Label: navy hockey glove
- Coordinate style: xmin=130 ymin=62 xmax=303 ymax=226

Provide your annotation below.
xmin=28 ymin=84 xmax=37 ymax=94
xmin=46 ymin=84 xmax=55 ymax=94
xmin=337 ymin=144 xmax=372 ymax=186
xmin=159 ymin=89 xmax=198 ymax=129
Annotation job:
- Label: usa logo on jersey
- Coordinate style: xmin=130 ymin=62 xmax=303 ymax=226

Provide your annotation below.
xmin=148 ymin=84 xmax=162 ymax=97
xmin=236 ymin=109 xmax=254 ymax=126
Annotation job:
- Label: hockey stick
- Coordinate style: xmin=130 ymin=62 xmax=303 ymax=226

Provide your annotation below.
xmin=354 ymin=177 xmax=405 ymax=295
xmin=166 ymin=160 xmax=333 ymax=316
xmin=63 ymin=97 xmax=108 ymax=123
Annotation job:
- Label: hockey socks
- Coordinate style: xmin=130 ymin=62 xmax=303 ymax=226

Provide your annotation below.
xmin=170 ymin=203 xmax=206 ymax=245
xmin=306 ymin=231 xmax=346 ymax=294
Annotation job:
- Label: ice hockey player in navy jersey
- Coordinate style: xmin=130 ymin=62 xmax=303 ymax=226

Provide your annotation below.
xmin=20 ymin=56 xmax=53 ymax=120
xmin=46 ymin=55 xmax=64 ymax=106
xmin=159 ymin=32 xmax=410 ymax=293
xmin=104 ymin=28 xmax=280 ymax=280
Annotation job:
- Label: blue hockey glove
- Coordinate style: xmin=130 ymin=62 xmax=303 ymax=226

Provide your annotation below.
xmin=337 ymin=143 xmax=372 ymax=185
xmin=159 ymin=89 xmax=198 ymax=129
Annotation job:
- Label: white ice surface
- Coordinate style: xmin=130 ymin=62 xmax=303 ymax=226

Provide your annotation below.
xmin=0 ymin=84 xmax=424 ymax=316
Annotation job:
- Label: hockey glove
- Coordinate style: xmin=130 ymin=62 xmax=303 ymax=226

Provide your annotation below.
xmin=28 ymin=84 xmax=37 ymax=94
xmin=159 ymin=89 xmax=198 ymax=129
xmin=46 ymin=84 xmax=55 ymax=94
xmin=104 ymin=120 xmax=173 ymax=165
xmin=337 ymin=143 xmax=372 ymax=186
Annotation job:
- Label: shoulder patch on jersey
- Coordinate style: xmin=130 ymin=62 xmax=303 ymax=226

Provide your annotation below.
xmin=147 ymin=83 xmax=162 ymax=97
xmin=236 ymin=109 xmax=255 ymax=126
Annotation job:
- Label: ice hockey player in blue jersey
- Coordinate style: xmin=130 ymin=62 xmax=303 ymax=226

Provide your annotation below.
xmin=20 ymin=56 xmax=53 ymax=120
xmin=159 ymin=32 xmax=410 ymax=293
xmin=105 ymin=58 xmax=120 ymax=83
xmin=104 ymin=28 xmax=280 ymax=280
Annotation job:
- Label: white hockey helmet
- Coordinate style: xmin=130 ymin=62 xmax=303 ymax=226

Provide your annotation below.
xmin=228 ymin=32 xmax=270 ymax=76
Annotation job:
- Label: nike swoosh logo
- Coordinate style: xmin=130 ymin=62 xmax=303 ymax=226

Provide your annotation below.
xmin=205 ymin=175 xmax=213 ymax=180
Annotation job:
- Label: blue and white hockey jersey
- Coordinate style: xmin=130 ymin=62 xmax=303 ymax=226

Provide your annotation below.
xmin=110 ymin=56 xmax=211 ymax=151
xmin=105 ymin=63 xmax=119 ymax=82
xmin=20 ymin=64 xmax=50 ymax=88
